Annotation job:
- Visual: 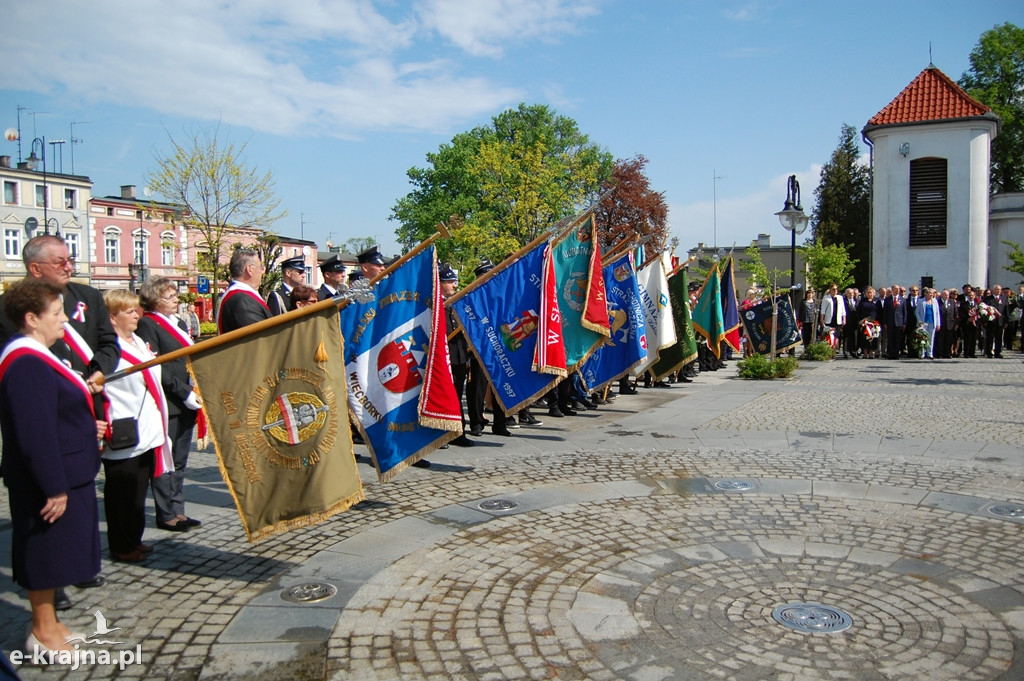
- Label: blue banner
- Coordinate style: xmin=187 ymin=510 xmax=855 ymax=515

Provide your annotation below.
xmin=451 ymin=243 xmax=561 ymax=414
xmin=339 ymin=247 xmax=457 ymax=480
xmin=740 ymin=296 xmax=801 ymax=354
xmin=579 ymin=253 xmax=647 ymax=391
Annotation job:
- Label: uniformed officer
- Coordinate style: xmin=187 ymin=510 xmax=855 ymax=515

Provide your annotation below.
xmin=268 ymin=255 xmax=307 ymax=315
xmin=318 ymin=255 xmax=347 ymax=301
xmin=357 ymin=245 xmax=387 ymax=280
xmin=440 ymin=264 xmax=474 ymax=447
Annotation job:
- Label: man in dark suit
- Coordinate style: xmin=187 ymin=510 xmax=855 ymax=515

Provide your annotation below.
xmin=936 ymin=289 xmax=958 ymax=358
xmin=0 ymin=234 xmax=118 ymax=607
xmin=884 ymin=283 xmax=906 ymax=359
xmin=983 ymin=284 xmax=1008 ymax=358
xmin=959 ymin=287 xmax=979 ymax=358
xmin=267 ymin=256 xmax=306 ymax=315
xmin=842 ymin=288 xmax=859 ymax=358
xmin=218 ymin=249 xmax=272 ymax=333
xmin=317 ymin=254 xmax=347 ymax=300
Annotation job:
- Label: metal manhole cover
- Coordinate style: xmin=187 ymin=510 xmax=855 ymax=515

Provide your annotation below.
xmin=772 ymin=603 xmax=852 ymax=633
xmin=280 ymin=582 xmax=337 ymax=603
xmin=988 ymin=504 xmax=1024 ymax=518
xmin=715 ymin=480 xmax=754 ymax=491
xmin=478 ymin=499 xmax=518 ymax=511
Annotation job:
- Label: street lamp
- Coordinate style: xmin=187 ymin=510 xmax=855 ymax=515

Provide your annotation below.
xmin=25 ymin=137 xmax=50 ymax=231
xmin=774 ymin=174 xmax=809 ymax=289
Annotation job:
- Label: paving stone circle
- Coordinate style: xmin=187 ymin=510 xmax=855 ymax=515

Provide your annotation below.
xmin=332 ymin=493 xmax=1016 ymax=681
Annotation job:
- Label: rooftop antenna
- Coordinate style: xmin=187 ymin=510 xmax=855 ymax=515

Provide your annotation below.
xmin=16 ymin=105 xmax=28 ymax=163
xmin=70 ymin=121 xmax=90 ymax=175
xmin=929 ymin=42 xmax=934 ymax=68
xmin=300 ymin=213 xmax=314 ymax=241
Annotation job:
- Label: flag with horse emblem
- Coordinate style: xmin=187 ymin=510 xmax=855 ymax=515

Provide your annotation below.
xmin=189 ymin=304 xmax=364 ymax=542
xmin=340 ymin=246 xmax=461 ymax=481
xmin=551 ymin=214 xmax=610 ymax=369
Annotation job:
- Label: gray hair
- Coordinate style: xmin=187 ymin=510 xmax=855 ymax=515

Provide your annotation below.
xmin=229 ymin=249 xmax=260 ymax=279
xmin=22 ymin=235 xmax=65 ymax=266
xmin=138 ymin=276 xmax=177 ymax=311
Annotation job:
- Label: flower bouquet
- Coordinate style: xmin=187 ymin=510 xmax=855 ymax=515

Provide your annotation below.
xmin=977 ymin=303 xmax=1000 ymax=324
xmin=862 ymin=320 xmax=881 ymax=339
xmin=912 ymin=325 xmax=930 ymax=354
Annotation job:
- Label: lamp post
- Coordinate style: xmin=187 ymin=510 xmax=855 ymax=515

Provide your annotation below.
xmin=774 ymin=175 xmax=809 ymax=289
xmin=25 ymin=137 xmax=49 ymax=231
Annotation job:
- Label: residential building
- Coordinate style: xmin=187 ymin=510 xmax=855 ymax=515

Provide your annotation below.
xmin=0 ymin=154 xmax=93 ymax=288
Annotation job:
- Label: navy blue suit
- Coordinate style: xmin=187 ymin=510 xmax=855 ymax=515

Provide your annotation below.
xmin=0 ymin=350 xmax=101 ymax=590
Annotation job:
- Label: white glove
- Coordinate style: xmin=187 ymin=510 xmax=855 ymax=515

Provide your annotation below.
xmin=184 ymin=392 xmax=203 ymax=411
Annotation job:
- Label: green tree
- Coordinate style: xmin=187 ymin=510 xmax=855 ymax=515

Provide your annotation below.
xmin=798 ymin=241 xmax=858 ymax=293
xmin=391 ymin=103 xmax=612 ymax=274
xmin=593 ymin=155 xmax=669 ymax=255
xmin=811 ymin=123 xmax=871 ymax=286
xmin=959 ymin=23 xmax=1024 ymax=193
xmin=244 ymin=233 xmax=283 ymax=296
xmin=343 ymin=236 xmax=378 ymax=255
xmin=1003 ymin=240 xmax=1024 ymax=284
xmin=147 ymin=124 xmax=286 ymax=305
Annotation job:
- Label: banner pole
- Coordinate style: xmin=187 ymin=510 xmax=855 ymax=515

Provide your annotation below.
xmin=444 ymin=228 xmax=552 ymax=308
xmin=101 ymin=224 xmax=452 ymax=386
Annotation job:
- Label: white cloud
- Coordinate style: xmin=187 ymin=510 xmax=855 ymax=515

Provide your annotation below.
xmin=416 ymin=0 xmax=602 ymax=57
xmin=4 ymin=0 xmax=595 ymax=137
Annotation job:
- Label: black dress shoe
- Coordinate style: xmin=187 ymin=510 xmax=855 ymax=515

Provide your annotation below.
xmin=547 ymin=407 xmax=564 ymax=418
xmin=469 ymin=425 xmax=484 ymax=436
xmin=492 ymin=427 xmax=514 ymax=437
xmin=412 ymin=459 xmax=431 ymax=468
xmin=678 ymin=375 xmax=693 ymax=383
xmin=440 ymin=444 xmax=450 ymax=449
xmin=451 ymin=435 xmax=475 ymax=447
xmin=518 ymin=411 xmax=543 ymax=426
xmin=619 ymin=386 xmax=638 ymax=395
xmin=74 ymin=575 xmax=105 ymax=589
xmin=157 ymin=520 xmax=191 ymax=532
xmin=54 ymin=588 xmax=72 ymax=611
xmin=560 ymin=406 xmax=579 ymax=416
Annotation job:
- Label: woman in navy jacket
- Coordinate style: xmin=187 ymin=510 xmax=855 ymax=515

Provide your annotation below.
xmin=0 ymin=278 xmax=106 ymax=653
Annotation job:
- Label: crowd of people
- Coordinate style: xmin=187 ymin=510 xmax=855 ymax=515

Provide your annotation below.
xmin=797 ymin=283 xmax=1023 ymax=360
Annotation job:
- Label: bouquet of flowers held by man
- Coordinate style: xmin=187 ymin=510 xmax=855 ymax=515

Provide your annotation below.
xmin=912 ymin=325 xmax=930 ymax=354
xmin=862 ymin=320 xmax=881 ymax=339
xmin=977 ymin=302 xmax=1000 ymax=324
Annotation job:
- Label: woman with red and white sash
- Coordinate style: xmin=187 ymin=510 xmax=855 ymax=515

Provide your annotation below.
xmin=0 ymin=278 xmax=107 ymax=654
xmin=136 ymin=277 xmax=204 ymax=533
xmin=101 ymin=289 xmax=174 ymax=563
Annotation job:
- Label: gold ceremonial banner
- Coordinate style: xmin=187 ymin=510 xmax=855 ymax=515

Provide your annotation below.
xmin=189 ymin=305 xmax=364 ymax=542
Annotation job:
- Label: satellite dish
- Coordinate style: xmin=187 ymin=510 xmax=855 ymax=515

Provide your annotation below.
xmin=143 ymin=186 xmax=153 ymax=197
xmin=4 ymin=128 xmax=18 ymax=142
xmin=302 ymin=245 xmax=311 ymax=256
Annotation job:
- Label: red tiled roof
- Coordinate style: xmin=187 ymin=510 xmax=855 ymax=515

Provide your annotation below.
xmin=867 ymin=66 xmax=992 ymax=127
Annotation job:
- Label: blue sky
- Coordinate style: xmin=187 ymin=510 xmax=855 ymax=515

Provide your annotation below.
xmin=2 ymin=1 xmax=1020 ymax=259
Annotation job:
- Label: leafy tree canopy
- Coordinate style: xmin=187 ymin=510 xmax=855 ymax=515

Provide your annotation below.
xmin=811 ymin=123 xmax=870 ymax=286
xmin=797 ymin=241 xmax=858 ymax=293
xmin=594 ymin=155 xmax=669 ymax=257
xmin=959 ymin=22 xmax=1024 ymax=193
xmin=147 ymin=124 xmax=285 ymax=301
xmin=391 ymin=103 xmax=612 ymax=281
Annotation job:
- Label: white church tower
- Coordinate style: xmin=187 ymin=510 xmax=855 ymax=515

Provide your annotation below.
xmin=863 ymin=65 xmax=999 ymax=289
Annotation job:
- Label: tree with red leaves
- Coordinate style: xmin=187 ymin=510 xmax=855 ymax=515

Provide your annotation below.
xmin=593 ymin=155 xmax=669 ymax=259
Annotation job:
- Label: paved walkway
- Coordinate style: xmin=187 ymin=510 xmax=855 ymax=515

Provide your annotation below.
xmin=2 ymin=353 xmax=1023 ymax=680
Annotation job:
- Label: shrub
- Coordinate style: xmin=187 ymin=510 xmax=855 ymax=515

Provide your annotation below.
xmin=737 ymin=353 xmax=799 ymax=379
xmin=802 ymin=341 xmax=836 ymax=361
xmin=199 ymin=321 xmax=218 ymax=337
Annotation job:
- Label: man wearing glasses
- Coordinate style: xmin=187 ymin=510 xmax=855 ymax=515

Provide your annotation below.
xmin=0 ymin=234 xmax=120 ymax=609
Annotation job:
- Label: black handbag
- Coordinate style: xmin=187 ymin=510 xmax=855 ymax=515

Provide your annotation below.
xmin=108 ymin=399 xmax=145 ymax=450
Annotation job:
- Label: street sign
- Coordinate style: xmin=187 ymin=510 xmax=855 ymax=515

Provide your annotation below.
xmin=197 ymin=276 xmax=210 ymax=294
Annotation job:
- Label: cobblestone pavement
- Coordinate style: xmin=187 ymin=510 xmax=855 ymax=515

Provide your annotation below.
xmin=1 ymin=353 xmax=1023 ymax=680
